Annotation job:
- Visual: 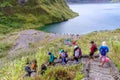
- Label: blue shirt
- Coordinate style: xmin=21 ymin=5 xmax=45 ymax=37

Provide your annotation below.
xmin=99 ymin=46 xmax=109 ymax=56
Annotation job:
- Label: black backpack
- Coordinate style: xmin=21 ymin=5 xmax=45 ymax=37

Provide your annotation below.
xmin=94 ymin=47 xmax=98 ymax=52
xmin=25 ymin=65 xmax=31 ymax=72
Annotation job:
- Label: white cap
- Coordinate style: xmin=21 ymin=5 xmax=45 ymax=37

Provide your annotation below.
xmin=74 ymin=46 xmax=78 ymax=49
xmin=102 ymin=41 xmax=106 ymax=46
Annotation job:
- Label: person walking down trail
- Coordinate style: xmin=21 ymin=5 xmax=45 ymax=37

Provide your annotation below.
xmin=24 ymin=62 xmax=33 ymax=77
xmin=48 ymin=52 xmax=55 ymax=65
xmin=88 ymin=41 xmax=98 ymax=62
xmin=99 ymin=41 xmax=109 ymax=67
xmin=59 ymin=49 xmax=67 ymax=64
xmin=73 ymin=46 xmax=82 ymax=64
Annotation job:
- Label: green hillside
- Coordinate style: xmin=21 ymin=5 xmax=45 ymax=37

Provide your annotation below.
xmin=0 ymin=29 xmax=120 ymax=80
xmin=0 ymin=0 xmax=78 ymax=34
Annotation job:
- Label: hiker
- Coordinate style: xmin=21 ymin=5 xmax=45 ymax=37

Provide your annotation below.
xmin=59 ymin=49 xmax=67 ymax=64
xmin=31 ymin=59 xmax=38 ymax=72
xmin=41 ymin=64 xmax=47 ymax=75
xmin=88 ymin=41 xmax=98 ymax=62
xmin=72 ymin=40 xmax=77 ymax=46
xmin=48 ymin=52 xmax=55 ymax=65
xmin=64 ymin=38 xmax=72 ymax=45
xmin=73 ymin=45 xmax=82 ymax=64
xmin=64 ymin=51 xmax=68 ymax=61
xmin=99 ymin=41 xmax=109 ymax=67
xmin=24 ymin=62 xmax=33 ymax=77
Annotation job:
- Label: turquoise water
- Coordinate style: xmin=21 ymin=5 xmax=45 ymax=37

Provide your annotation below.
xmin=39 ymin=3 xmax=120 ymax=34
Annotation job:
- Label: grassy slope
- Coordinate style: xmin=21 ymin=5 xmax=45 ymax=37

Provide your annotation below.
xmin=0 ymin=34 xmax=84 ymax=80
xmin=0 ymin=0 xmax=78 ymax=34
xmin=0 ymin=29 xmax=120 ymax=80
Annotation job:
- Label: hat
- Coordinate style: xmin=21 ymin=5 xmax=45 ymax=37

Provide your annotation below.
xmin=48 ymin=52 xmax=51 ymax=55
xmin=102 ymin=41 xmax=106 ymax=46
xmin=74 ymin=46 xmax=78 ymax=49
xmin=90 ymin=41 xmax=94 ymax=43
xmin=59 ymin=49 xmax=64 ymax=53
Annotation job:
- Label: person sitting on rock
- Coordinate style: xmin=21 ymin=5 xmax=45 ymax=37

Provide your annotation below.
xmin=73 ymin=45 xmax=82 ymax=64
xmin=31 ymin=59 xmax=38 ymax=72
xmin=41 ymin=64 xmax=47 ymax=75
xmin=99 ymin=41 xmax=109 ymax=67
xmin=64 ymin=38 xmax=72 ymax=45
xmin=24 ymin=62 xmax=32 ymax=77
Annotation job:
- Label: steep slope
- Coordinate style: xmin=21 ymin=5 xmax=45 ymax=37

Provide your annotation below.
xmin=0 ymin=0 xmax=78 ymax=34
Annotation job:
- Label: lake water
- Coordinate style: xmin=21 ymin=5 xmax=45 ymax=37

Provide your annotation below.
xmin=39 ymin=3 xmax=120 ymax=34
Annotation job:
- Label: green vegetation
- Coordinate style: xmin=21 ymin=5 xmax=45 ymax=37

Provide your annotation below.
xmin=0 ymin=0 xmax=78 ymax=34
xmin=0 ymin=29 xmax=120 ymax=79
xmin=44 ymin=65 xmax=84 ymax=80
xmin=1 ymin=0 xmax=120 ymax=80
xmin=0 ymin=36 xmax=84 ymax=80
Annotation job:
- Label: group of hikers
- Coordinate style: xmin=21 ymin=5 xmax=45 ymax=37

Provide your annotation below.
xmin=24 ymin=39 xmax=109 ymax=77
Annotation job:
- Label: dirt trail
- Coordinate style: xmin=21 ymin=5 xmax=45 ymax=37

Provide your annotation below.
xmin=53 ymin=56 xmax=120 ymax=80
xmin=82 ymin=57 xmax=120 ymax=80
xmin=88 ymin=60 xmax=114 ymax=80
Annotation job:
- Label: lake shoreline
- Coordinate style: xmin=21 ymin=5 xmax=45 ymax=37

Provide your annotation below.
xmin=40 ymin=3 xmax=120 ymax=34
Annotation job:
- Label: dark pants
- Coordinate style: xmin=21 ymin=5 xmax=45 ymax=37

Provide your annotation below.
xmin=61 ymin=57 xmax=67 ymax=63
xmin=74 ymin=57 xmax=78 ymax=62
xmin=89 ymin=52 xmax=94 ymax=59
xmin=25 ymin=71 xmax=32 ymax=77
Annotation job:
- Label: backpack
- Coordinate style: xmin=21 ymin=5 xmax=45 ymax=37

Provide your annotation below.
xmin=61 ymin=52 xmax=66 ymax=58
xmin=25 ymin=65 xmax=31 ymax=72
xmin=64 ymin=52 xmax=68 ymax=58
xmin=94 ymin=47 xmax=98 ymax=52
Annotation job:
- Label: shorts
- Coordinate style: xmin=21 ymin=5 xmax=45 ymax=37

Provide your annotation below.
xmin=74 ymin=57 xmax=78 ymax=62
xmin=101 ymin=56 xmax=106 ymax=62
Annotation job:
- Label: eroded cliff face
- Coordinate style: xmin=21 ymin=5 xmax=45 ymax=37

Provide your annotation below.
xmin=0 ymin=0 xmax=77 ymax=34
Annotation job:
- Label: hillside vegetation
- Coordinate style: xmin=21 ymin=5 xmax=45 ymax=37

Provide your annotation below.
xmin=0 ymin=0 xmax=78 ymax=34
xmin=0 ymin=29 xmax=120 ymax=80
